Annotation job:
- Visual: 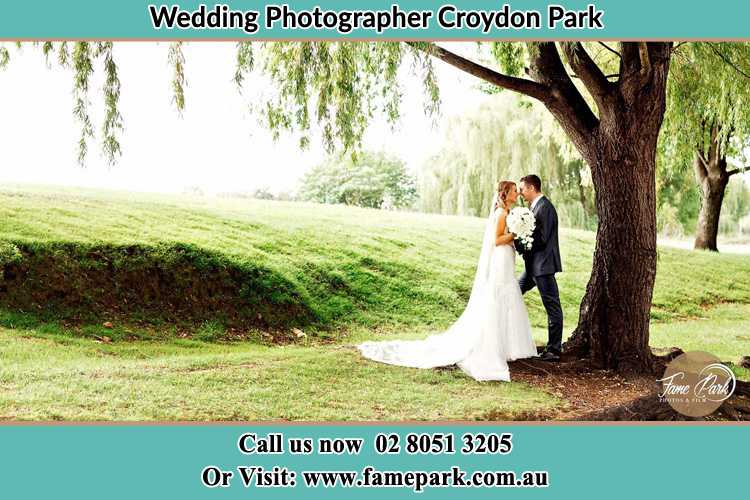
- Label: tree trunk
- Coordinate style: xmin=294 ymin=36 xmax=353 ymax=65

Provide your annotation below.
xmin=565 ymin=47 xmax=672 ymax=375
xmin=693 ymin=128 xmax=731 ymax=252
xmin=694 ymin=164 xmax=728 ymax=251
xmin=566 ymin=125 xmax=660 ymax=374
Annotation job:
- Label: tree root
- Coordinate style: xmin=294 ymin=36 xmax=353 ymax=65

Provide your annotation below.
xmin=649 ymin=346 xmax=685 ymax=375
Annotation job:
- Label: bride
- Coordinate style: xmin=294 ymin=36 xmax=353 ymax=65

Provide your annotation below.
xmin=356 ymin=181 xmax=538 ymax=381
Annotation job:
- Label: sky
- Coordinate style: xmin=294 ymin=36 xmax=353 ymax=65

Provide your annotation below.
xmin=0 ymin=42 xmax=491 ymax=196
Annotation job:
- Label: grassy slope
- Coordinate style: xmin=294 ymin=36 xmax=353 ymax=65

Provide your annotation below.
xmin=2 ymin=184 xmax=749 ymax=334
xmin=0 ymin=185 xmax=748 ymax=420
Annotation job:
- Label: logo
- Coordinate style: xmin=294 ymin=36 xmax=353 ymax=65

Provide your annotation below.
xmin=657 ymin=351 xmax=736 ymax=417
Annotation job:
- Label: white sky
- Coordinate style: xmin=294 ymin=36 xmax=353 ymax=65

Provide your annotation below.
xmin=0 ymin=42 xmax=490 ymax=196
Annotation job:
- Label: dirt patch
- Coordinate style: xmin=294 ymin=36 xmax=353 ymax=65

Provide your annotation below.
xmin=507 ymin=357 xmax=657 ymax=420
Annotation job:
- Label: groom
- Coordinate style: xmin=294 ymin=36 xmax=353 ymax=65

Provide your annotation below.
xmin=516 ymin=175 xmax=563 ymax=362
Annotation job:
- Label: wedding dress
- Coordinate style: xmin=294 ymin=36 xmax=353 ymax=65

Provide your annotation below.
xmin=356 ymin=195 xmax=538 ymax=382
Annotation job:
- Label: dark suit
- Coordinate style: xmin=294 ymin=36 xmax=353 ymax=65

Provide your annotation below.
xmin=515 ymin=196 xmax=563 ymax=354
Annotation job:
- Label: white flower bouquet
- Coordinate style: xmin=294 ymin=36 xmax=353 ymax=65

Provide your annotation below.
xmin=507 ymin=207 xmax=536 ymax=251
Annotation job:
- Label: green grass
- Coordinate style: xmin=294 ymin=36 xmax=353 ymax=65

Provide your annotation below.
xmin=649 ymin=303 xmax=750 ymax=381
xmin=0 ymin=325 xmax=557 ymax=421
xmin=0 ymin=303 xmax=746 ymax=421
xmin=0 ymin=184 xmax=748 ymax=421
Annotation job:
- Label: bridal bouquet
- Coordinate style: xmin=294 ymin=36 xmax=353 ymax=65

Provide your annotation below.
xmin=507 ymin=207 xmax=536 ymax=251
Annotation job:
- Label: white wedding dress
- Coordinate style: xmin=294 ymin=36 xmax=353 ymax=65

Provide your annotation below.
xmin=356 ymin=196 xmax=537 ymax=381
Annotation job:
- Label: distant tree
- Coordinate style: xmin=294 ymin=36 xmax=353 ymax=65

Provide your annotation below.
xmin=298 ymin=151 xmax=417 ymax=209
xmin=252 ymin=187 xmax=276 ymax=200
xmin=182 ymin=185 xmax=205 ymax=197
xmin=660 ymin=43 xmax=750 ymax=250
xmin=719 ymin=177 xmax=750 ymax=235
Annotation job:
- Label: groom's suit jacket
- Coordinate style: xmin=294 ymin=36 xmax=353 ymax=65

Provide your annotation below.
xmin=516 ymin=196 xmax=562 ymax=277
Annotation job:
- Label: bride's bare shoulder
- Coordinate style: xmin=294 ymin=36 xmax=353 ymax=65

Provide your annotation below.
xmin=494 ymin=207 xmax=508 ymax=219
xmin=494 ymin=208 xmax=509 ymax=232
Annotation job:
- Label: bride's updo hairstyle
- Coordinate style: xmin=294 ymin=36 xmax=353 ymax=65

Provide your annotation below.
xmin=496 ymin=181 xmax=516 ymax=207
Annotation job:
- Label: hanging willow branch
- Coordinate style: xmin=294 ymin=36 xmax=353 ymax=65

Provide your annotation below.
xmin=0 ymin=46 xmax=10 ymax=69
xmin=1 ymin=42 xmax=123 ymax=164
xmin=98 ymin=42 xmax=123 ymax=165
xmin=72 ymin=42 xmax=95 ymax=165
xmin=41 ymin=41 xmax=53 ymax=66
xmin=57 ymin=41 xmax=70 ymax=67
xmin=168 ymin=42 xmax=186 ymax=114
xmin=234 ymin=41 xmax=254 ymax=88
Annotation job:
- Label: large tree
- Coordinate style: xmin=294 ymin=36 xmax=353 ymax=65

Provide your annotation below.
xmin=660 ymin=43 xmax=750 ymax=251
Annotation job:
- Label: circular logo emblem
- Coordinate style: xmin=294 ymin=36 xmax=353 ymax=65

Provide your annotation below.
xmin=657 ymin=351 xmax=737 ymax=417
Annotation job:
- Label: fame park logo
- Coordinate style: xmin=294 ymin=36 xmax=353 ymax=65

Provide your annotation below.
xmin=657 ymin=351 xmax=737 ymax=417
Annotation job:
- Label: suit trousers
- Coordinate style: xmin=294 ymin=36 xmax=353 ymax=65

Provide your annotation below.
xmin=518 ymin=271 xmax=563 ymax=354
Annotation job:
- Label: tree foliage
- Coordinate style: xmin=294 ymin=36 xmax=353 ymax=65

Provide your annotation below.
xmin=168 ymin=41 xmax=186 ymax=115
xmin=661 ymin=43 xmax=750 ymax=169
xmin=298 ymin=150 xmax=417 ymax=209
xmin=720 ymin=178 xmax=750 ymax=234
xmin=252 ymin=42 xmax=439 ymax=154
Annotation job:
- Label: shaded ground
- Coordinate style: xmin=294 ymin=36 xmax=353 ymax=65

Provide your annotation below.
xmin=493 ymin=353 xmax=749 ymax=421
xmin=494 ymin=303 xmax=750 ymax=421
xmin=506 ymin=357 xmax=657 ymax=420
xmin=0 ymin=242 xmax=316 ymax=331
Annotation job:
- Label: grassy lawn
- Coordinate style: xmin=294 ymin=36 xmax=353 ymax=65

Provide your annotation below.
xmin=649 ymin=303 xmax=750 ymax=380
xmin=0 ymin=326 xmax=557 ymax=421
xmin=1 ymin=304 xmax=746 ymax=421
xmin=0 ymin=184 xmax=748 ymax=420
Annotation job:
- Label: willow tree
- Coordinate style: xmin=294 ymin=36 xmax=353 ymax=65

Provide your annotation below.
xmin=419 ymin=91 xmax=593 ymax=224
xmin=661 ymin=43 xmax=750 ymax=251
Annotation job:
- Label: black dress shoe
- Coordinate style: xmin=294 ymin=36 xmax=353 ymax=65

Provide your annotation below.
xmin=539 ymin=350 xmax=561 ymax=362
